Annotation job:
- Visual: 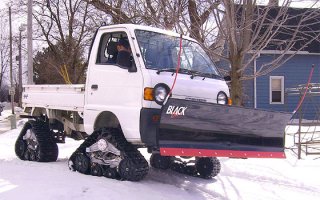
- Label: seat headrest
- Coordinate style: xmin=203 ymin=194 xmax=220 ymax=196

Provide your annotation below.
xmin=118 ymin=38 xmax=130 ymax=49
xmin=107 ymin=41 xmax=118 ymax=55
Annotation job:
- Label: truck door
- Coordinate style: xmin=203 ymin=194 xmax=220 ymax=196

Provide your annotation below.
xmin=84 ymin=28 xmax=143 ymax=140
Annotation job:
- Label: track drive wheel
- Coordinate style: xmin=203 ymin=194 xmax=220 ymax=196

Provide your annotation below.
xmin=195 ymin=157 xmax=221 ymax=179
xmin=150 ymin=153 xmax=172 ymax=170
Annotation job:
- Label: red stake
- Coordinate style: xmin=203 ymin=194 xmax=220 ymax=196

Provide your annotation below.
xmin=293 ymin=65 xmax=315 ymax=114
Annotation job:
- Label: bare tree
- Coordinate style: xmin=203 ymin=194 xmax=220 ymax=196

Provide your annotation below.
xmin=209 ymin=0 xmax=320 ymax=105
xmin=0 ymin=9 xmax=10 ymax=91
xmin=84 ymin=0 xmax=219 ymax=42
xmin=26 ymin=0 xmax=105 ymax=84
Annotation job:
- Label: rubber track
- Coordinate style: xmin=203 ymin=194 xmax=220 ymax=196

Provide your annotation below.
xmin=170 ymin=157 xmax=221 ymax=179
xmin=69 ymin=128 xmax=149 ymax=181
xmin=150 ymin=153 xmax=221 ymax=179
xmin=15 ymin=120 xmax=58 ymax=162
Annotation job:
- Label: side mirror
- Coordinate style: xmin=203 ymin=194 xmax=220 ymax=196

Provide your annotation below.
xmin=224 ymin=75 xmax=231 ymax=81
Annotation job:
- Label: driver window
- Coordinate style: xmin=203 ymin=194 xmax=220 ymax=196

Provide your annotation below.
xmin=96 ymin=32 xmax=132 ymax=67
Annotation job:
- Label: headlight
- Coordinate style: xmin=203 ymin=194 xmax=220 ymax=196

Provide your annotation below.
xmin=153 ymin=84 xmax=169 ymax=105
xmin=217 ymin=92 xmax=228 ymax=105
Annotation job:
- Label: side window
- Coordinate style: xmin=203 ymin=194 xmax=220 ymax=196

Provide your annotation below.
xmin=270 ymin=76 xmax=284 ymax=104
xmin=96 ymin=32 xmax=128 ymax=65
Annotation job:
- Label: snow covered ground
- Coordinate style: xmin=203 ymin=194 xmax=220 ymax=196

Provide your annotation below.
xmin=1 ymin=108 xmax=320 ymax=200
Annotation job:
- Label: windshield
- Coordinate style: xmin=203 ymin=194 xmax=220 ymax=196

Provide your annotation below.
xmin=135 ymin=30 xmax=221 ymax=77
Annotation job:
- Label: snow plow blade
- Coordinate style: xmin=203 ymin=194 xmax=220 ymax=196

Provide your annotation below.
xmin=158 ymin=98 xmax=292 ymax=158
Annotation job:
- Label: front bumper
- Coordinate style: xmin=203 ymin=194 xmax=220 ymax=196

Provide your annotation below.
xmin=140 ymin=108 xmax=161 ymax=147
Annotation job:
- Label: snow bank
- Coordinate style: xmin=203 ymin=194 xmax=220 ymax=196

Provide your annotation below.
xmin=0 ymin=104 xmax=24 ymax=134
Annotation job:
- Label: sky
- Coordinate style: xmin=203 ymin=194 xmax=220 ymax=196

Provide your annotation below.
xmin=1 ymin=0 xmax=319 ymax=9
xmin=1 ymin=1 xmax=319 ymax=12
xmin=0 ymin=0 xmax=8 ymax=9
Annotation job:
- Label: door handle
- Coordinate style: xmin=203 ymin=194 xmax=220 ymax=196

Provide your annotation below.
xmin=91 ymin=84 xmax=98 ymax=89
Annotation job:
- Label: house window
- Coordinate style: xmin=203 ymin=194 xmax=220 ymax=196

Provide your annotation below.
xmin=270 ymin=76 xmax=284 ymax=104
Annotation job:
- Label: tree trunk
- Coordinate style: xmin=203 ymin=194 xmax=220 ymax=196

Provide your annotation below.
xmin=230 ymin=55 xmax=243 ymax=106
xmin=0 ymin=51 xmax=3 ymax=89
xmin=188 ymin=0 xmax=202 ymax=42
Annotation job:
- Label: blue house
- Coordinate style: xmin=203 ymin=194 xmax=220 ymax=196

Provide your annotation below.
xmin=242 ymin=52 xmax=320 ymax=119
xmin=216 ymin=6 xmax=320 ymax=120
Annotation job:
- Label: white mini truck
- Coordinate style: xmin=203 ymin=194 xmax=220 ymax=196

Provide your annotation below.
xmin=16 ymin=24 xmax=291 ymax=181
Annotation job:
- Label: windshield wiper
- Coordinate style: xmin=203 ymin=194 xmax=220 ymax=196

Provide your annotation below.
xmin=156 ymin=68 xmax=190 ymax=75
xmin=157 ymin=68 xmax=205 ymax=78
xmin=156 ymin=68 xmax=176 ymax=74
xmin=156 ymin=68 xmax=221 ymax=80
xmin=189 ymin=71 xmax=222 ymax=80
xmin=178 ymin=68 xmax=190 ymax=74
xmin=188 ymin=70 xmax=204 ymax=79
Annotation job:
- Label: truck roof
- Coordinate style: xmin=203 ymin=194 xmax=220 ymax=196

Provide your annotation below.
xmin=98 ymin=24 xmax=197 ymax=42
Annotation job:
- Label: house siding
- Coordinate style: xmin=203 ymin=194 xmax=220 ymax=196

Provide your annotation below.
xmin=243 ymin=78 xmax=255 ymax=108
xmin=244 ymin=54 xmax=320 ymax=119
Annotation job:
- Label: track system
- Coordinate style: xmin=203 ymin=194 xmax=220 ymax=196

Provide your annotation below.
xmin=15 ymin=120 xmax=59 ymax=162
xmin=150 ymin=153 xmax=221 ymax=179
xmin=68 ymin=128 xmax=149 ymax=181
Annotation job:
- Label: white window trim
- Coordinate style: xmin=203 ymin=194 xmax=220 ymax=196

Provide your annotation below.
xmin=269 ymin=76 xmax=284 ymax=104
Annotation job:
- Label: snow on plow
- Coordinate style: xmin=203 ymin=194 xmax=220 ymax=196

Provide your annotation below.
xmin=158 ymin=98 xmax=292 ymax=158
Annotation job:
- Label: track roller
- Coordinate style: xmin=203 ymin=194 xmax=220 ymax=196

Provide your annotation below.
xmin=104 ymin=167 xmax=119 ymax=179
xmin=150 ymin=153 xmax=172 ymax=170
xmin=74 ymin=152 xmax=90 ymax=174
xmin=195 ymin=157 xmax=221 ymax=179
xmin=91 ymin=163 xmax=104 ymax=176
